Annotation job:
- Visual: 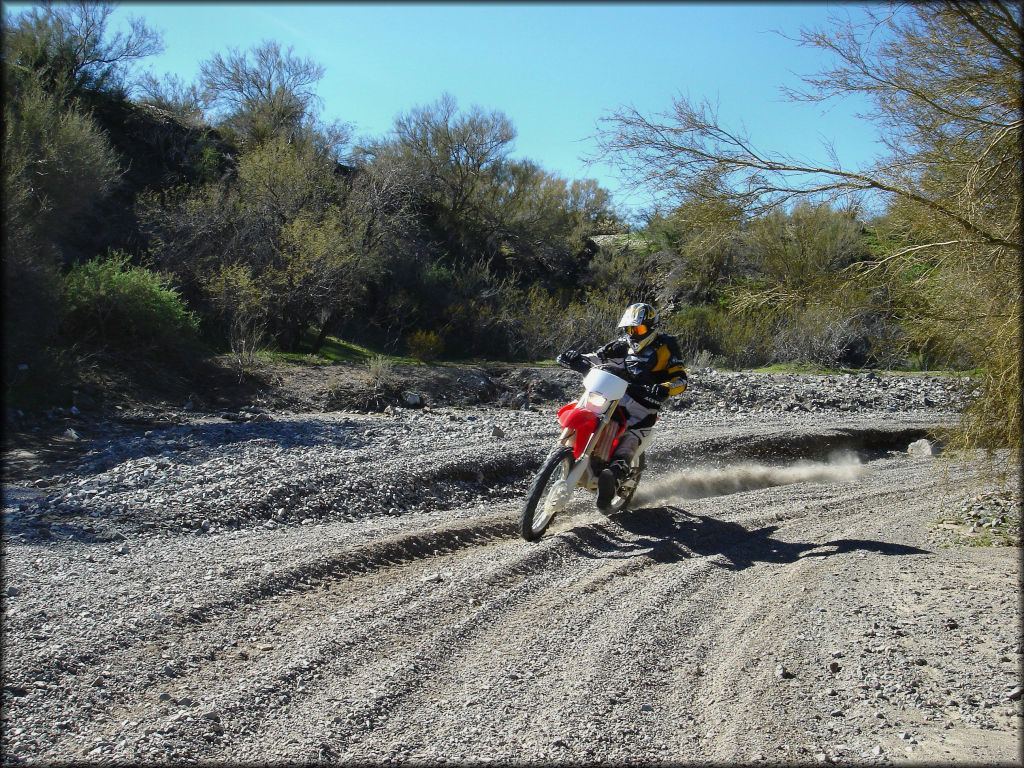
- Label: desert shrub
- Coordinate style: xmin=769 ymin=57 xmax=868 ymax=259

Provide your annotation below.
xmin=770 ymin=305 xmax=860 ymax=369
xmin=500 ymin=284 xmax=565 ymax=360
xmin=497 ymin=285 xmax=620 ymax=361
xmin=685 ymin=348 xmax=715 ymax=371
xmin=3 ymin=79 xmax=120 ymax=381
xmin=61 ymin=251 xmax=199 ymax=352
xmin=205 ymin=263 xmax=269 ymax=370
xmin=663 ymin=302 xmax=767 ymax=368
xmin=666 ymin=304 xmax=725 ymax=360
xmin=3 ymin=81 xmax=120 ymax=242
xmin=563 ymin=292 xmax=622 ymax=351
xmin=406 ymin=329 xmax=445 ymax=362
xmin=366 ymin=354 xmax=395 ymax=390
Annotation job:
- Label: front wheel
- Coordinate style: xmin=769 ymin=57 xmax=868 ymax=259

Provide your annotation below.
xmin=519 ymin=446 xmax=576 ymax=541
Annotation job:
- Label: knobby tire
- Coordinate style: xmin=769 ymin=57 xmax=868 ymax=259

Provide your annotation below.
xmin=519 ymin=446 xmax=575 ymax=541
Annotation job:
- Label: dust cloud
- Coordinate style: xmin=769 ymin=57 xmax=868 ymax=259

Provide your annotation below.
xmin=632 ymin=452 xmax=868 ymax=507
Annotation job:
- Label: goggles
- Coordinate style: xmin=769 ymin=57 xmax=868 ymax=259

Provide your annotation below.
xmin=626 ymin=324 xmax=648 ymax=337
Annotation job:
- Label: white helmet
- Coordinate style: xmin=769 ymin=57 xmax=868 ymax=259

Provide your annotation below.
xmin=617 ymin=302 xmax=659 ymax=351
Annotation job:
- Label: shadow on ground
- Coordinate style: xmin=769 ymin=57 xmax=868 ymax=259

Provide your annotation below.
xmin=560 ymin=505 xmax=930 ymax=569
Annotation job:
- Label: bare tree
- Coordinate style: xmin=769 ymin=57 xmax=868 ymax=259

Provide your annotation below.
xmin=596 ymin=1 xmax=1021 ymax=459
xmin=2 ymin=1 xmax=163 ymax=100
xmin=136 ymin=71 xmax=205 ymax=122
xmin=596 ymin=3 xmax=1019 ymax=248
xmin=199 ymin=40 xmax=325 ymax=146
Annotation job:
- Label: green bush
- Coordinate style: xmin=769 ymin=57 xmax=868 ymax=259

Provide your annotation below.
xmin=62 ymin=252 xmax=199 ymax=352
xmin=406 ymin=329 xmax=444 ymax=362
xmin=666 ymin=304 xmax=724 ymax=359
xmin=666 ymin=302 xmax=774 ymax=369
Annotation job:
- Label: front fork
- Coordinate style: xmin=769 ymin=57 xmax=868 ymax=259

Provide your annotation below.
xmin=557 ymin=413 xmax=614 ymax=492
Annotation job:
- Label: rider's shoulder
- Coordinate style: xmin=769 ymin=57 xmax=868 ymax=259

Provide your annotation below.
xmin=654 ymin=331 xmax=681 ymax=348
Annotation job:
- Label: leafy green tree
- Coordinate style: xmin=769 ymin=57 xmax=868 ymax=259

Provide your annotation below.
xmin=3 ymin=78 xmax=120 ymax=382
xmin=140 ymin=134 xmax=366 ymax=351
xmin=598 ymin=1 xmax=1022 ymax=459
xmin=364 ymin=93 xmax=516 ymax=267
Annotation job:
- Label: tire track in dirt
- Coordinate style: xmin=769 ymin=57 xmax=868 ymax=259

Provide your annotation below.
xmin=33 ymin=457 xmax=866 ymax=760
xmin=36 ymin=509 xmax=605 ymax=761
xmin=171 ymin=460 xmax=908 ymax=761
xmin=11 ymin=444 xmax=1018 ymax=764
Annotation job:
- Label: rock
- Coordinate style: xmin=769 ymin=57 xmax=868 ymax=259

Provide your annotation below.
xmin=252 ymin=412 xmax=272 ymax=423
xmin=401 ymin=392 xmax=424 ymax=408
xmin=828 ymin=661 xmax=841 ymax=673
xmin=908 ymin=438 xmax=933 ymax=457
xmin=775 ymin=664 xmax=795 ymax=679
xmin=1007 ymin=685 xmax=1022 ymax=701
xmin=6 ymin=586 xmax=20 ymax=598
xmin=64 ymin=428 xmax=81 ymax=441
xmin=490 ymin=425 xmax=505 ymax=438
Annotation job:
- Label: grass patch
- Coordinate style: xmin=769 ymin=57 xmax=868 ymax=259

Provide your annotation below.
xmin=263 ymin=330 xmax=423 ymax=366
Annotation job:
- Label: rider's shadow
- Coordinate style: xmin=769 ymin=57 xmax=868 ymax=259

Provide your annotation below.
xmin=561 ymin=505 xmax=929 ymax=570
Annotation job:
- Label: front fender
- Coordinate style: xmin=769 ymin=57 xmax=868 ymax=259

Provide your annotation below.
xmin=557 ymin=404 xmax=598 ymax=458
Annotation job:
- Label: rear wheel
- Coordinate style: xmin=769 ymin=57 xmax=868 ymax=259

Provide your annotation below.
xmin=519 ymin=446 xmax=575 ymax=541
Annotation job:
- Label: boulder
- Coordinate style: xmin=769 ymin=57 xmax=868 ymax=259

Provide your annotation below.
xmin=908 ymin=438 xmax=933 ymax=457
xmin=401 ymin=391 xmax=424 ymax=408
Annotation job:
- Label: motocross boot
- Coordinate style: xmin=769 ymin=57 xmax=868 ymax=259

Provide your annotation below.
xmin=596 ymin=459 xmax=629 ymax=511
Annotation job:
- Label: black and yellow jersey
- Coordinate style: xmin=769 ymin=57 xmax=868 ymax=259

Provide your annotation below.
xmin=594 ymin=332 xmax=687 ymax=409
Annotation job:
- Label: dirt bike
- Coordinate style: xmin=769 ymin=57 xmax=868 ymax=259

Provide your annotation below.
xmin=518 ymin=358 xmax=647 ymax=541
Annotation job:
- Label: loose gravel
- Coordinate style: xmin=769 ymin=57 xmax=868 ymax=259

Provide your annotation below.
xmin=2 ymin=368 xmax=1019 ymax=764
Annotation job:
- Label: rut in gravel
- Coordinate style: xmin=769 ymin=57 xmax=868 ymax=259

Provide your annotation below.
xmin=15 ymin=427 xmax=1002 ymax=764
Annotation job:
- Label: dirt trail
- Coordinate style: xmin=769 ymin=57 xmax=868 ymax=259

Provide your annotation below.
xmin=3 ymin=419 xmax=1019 ymax=764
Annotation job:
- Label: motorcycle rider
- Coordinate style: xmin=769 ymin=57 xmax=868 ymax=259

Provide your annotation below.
xmin=557 ymin=302 xmax=687 ymax=511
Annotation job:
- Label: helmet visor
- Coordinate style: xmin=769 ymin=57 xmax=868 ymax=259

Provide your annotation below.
xmin=627 ymin=324 xmax=648 ymax=337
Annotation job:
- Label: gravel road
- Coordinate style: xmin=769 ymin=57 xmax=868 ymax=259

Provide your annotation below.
xmin=2 ymin=369 xmax=1020 ymax=764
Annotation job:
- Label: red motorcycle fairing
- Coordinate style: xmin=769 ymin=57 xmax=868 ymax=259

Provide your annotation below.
xmin=557 ymin=403 xmax=627 ymax=459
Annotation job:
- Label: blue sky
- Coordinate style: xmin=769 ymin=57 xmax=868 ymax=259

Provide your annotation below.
xmin=7 ymin=2 xmax=884 ymax=215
